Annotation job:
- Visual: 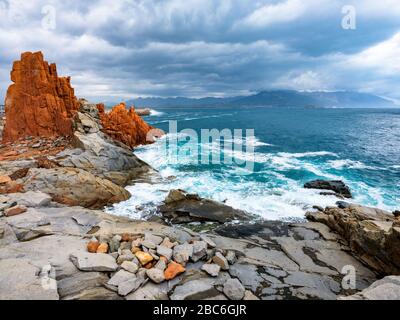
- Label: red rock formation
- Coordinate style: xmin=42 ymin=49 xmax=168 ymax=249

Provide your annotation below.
xmin=2 ymin=51 xmax=79 ymax=142
xmin=98 ymin=102 xmax=160 ymax=148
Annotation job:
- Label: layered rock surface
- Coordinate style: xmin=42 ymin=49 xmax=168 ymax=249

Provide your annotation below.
xmin=306 ymin=205 xmax=400 ymax=275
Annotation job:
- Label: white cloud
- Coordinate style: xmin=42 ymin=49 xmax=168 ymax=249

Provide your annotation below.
xmin=343 ymin=31 xmax=400 ymax=75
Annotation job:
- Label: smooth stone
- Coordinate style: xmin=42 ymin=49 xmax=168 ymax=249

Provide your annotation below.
xmin=223 ymin=278 xmax=245 ymax=300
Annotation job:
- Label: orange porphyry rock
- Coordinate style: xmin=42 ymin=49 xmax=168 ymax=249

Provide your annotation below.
xmin=96 ymin=243 xmax=109 ymax=254
xmin=97 ymin=102 xmax=163 ymax=148
xmin=2 ymin=51 xmax=80 ymax=143
xmin=164 ymin=261 xmax=185 ymax=280
xmin=87 ymin=240 xmax=100 ymax=253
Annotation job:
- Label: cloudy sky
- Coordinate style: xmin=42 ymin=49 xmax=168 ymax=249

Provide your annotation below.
xmin=0 ymin=0 xmax=399 ymax=103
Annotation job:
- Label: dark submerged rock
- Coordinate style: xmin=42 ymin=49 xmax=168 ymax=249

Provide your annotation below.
xmin=304 ymin=180 xmax=352 ymax=199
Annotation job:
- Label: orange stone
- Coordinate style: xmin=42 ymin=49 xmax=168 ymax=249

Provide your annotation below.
xmin=96 ymin=243 xmax=109 ymax=254
xmin=87 ymin=240 xmax=100 ymax=253
xmin=131 ymin=247 xmax=141 ymax=254
xmin=143 ymin=262 xmax=154 ymax=269
xmin=164 ymin=261 xmax=186 ymax=281
xmin=0 ymin=176 xmax=11 ymax=184
xmin=4 ymin=205 xmax=27 ymax=217
xmin=135 ymin=251 xmax=154 ymax=266
xmin=0 ymin=181 xmax=24 ymax=194
xmin=121 ymin=233 xmax=134 ymax=242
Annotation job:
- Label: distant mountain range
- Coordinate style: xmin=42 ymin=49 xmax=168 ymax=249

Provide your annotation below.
xmin=126 ymin=90 xmax=397 ymax=108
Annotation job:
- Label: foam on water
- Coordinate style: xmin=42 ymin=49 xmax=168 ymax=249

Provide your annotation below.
xmin=106 ymin=133 xmax=370 ymax=220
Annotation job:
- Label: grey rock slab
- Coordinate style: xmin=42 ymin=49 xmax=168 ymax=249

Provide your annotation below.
xmin=274 ymin=237 xmax=337 ymax=275
xmin=170 ymin=279 xmax=220 ymax=300
xmin=0 ymin=234 xmax=87 ymax=280
xmin=229 ymin=263 xmax=264 ymax=292
xmin=57 ymin=271 xmax=108 ymax=299
xmin=70 ymin=252 xmax=118 ymax=272
xmin=242 ymin=246 xmax=299 ymax=272
xmin=284 ymin=271 xmax=341 ymax=297
xmin=126 ymin=281 xmax=169 ymax=300
xmin=118 ymin=277 xmax=144 ymax=296
xmin=7 ymin=191 xmax=52 ymax=208
xmin=0 ymin=258 xmax=59 ymax=300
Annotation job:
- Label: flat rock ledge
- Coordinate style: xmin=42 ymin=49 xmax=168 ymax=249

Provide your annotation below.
xmin=2 ymin=191 xmax=399 ymax=300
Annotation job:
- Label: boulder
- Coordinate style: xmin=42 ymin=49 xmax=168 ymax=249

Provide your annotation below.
xmin=98 ymin=102 xmax=162 ymax=148
xmin=2 ymin=52 xmax=79 ymax=142
xmin=56 ymin=131 xmax=153 ymax=186
xmin=159 ymin=189 xmax=252 ymax=224
xmin=21 ymin=167 xmax=130 ymax=209
xmin=304 ymin=180 xmax=352 ymax=198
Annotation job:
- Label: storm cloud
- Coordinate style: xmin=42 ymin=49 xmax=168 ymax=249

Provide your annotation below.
xmin=0 ymin=0 xmax=399 ymax=103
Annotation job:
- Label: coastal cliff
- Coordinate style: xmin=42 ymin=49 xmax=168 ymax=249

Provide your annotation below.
xmin=0 ymin=53 xmax=399 ymax=300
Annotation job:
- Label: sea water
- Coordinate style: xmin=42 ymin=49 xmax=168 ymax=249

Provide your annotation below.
xmin=108 ymin=106 xmax=400 ymax=221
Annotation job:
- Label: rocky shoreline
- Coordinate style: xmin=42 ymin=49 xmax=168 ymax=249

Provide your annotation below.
xmin=0 ymin=52 xmax=399 ymax=300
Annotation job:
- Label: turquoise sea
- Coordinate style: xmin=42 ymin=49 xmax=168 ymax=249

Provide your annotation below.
xmin=108 ymin=106 xmax=400 ymax=221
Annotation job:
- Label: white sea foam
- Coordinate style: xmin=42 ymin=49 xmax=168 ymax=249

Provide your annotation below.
xmin=107 ymin=133 xmax=397 ymax=220
xmin=149 ymin=109 xmax=164 ymax=116
xmin=327 ymin=159 xmax=380 ymax=170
